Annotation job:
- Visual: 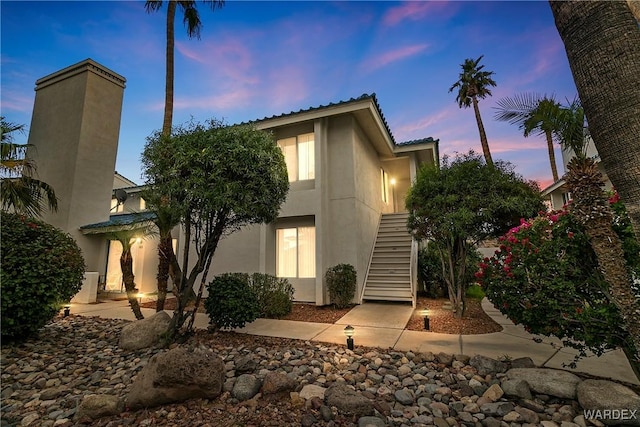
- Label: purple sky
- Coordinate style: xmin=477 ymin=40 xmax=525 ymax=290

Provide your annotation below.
xmin=1 ymin=1 xmax=578 ymax=188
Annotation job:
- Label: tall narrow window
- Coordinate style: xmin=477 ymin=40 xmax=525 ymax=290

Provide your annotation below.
xmin=139 ymin=197 xmax=146 ymax=211
xmin=277 ymin=133 xmax=315 ymax=182
xmin=381 ymin=169 xmax=389 ymax=204
xmin=111 ymin=198 xmax=124 ymax=213
xmin=276 ymin=226 xmax=316 ymax=278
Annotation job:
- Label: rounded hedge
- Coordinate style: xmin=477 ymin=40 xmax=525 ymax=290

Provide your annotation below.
xmin=326 ymin=264 xmax=357 ymax=309
xmin=204 ymin=273 xmax=260 ymax=329
xmin=1 ymin=212 xmax=85 ymax=341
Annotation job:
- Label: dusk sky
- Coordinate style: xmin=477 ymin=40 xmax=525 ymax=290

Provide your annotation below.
xmin=1 ymin=1 xmax=578 ymax=189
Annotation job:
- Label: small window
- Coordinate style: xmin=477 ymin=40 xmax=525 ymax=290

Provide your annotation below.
xmin=111 ymin=198 xmax=124 ymax=213
xmin=277 ymin=133 xmax=315 ymax=182
xmin=276 ymin=226 xmax=316 ymax=278
xmin=139 ymin=197 xmax=146 ymax=211
xmin=562 ymin=192 xmax=573 ymax=206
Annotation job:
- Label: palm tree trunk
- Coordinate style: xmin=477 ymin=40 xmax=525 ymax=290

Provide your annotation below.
xmin=120 ymin=249 xmax=144 ymax=320
xmin=155 ymin=234 xmax=173 ymax=312
xmin=550 ymin=0 xmax=640 ymax=239
xmin=545 ymin=129 xmax=559 ymax=182
xmin=472 ymin=96 xmax=493 ymax=166
xmin=565 ymin=157 xmax=640 ymax=368
xmin=162 ymin=1 xmax=177 ymax=137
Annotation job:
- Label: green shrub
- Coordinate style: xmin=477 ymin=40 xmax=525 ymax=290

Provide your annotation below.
xmin=326 ymin=264 xmax=356 ymax=308
xmin=418 ymin=243 xmax=482 ymax=298
xmin=1 ymin=212 xmax=85 ymax=341
xmin=249 ymin=273 xmax=294 ymax=318
xmin=466 ymin=284 xmax=485 ymax=300
xmin=204 ymin=273 xmax=260 ymax=329
xmin=479 ymin=203 xmax=638 ymax=365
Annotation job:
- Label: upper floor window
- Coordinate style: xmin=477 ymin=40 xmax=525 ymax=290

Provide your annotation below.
xmin=110 ymin=198 xmax=124 ymax=213
xmin=277 ymin=133 xmax=315 ymax=182
xmin=139 ymin=197 xmax=146 ymax=211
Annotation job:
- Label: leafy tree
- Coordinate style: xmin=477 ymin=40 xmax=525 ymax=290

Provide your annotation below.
xmin=550 ymin=1 xmax=640 ymax=238
xmin=449 ymin=56 xmax=497 ymax=166
xmin=144 ymin=0 xmax=225 ymax=137
xmin=406 ymin=151 xmax=544 ymax=318
xmin=1 ymin=117 xmax=57 ymax=217
xmin=494 ymin=93 xmax=563 ymax=182
xmin=142 ymin=120 xmax=289 ymax=341
xmin=1 ymin=212 xmax=85 ymax=341
xmin=479 ymin=203 xmax=640 ymax=380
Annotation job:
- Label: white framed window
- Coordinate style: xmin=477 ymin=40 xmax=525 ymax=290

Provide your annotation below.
xmin=111 ymin=198 xmax=124 ymax=213
xmin=381 ymin=169 xmax=390 ymax=204
xmin=276 ymin=226 xmax=315 ymax=278
xmin=562 ymin=192 xmax=573 ymax=206
xmin=277 ymin=133 xmax=315 ymax=182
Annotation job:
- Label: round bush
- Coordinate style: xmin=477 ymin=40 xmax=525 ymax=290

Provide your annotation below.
xmin=326 ymin=264 xmax=357 ymax=308
xmin=249 ymin=273 xmax=294 ymax=318
xmin=479 ymin=207 xmax=634 ymax=360
xmin=204 ymin=273 xmax=260 ymax=329
xmin=1 ymin=212 xmax=85 ymax=341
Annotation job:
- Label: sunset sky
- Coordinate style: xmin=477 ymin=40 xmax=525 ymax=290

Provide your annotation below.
xmin=1 ymin=1 xmax=578 ymax=188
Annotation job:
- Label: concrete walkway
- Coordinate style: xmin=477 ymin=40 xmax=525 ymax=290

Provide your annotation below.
xmin=67 ymin=297 xmax=638 ymax=385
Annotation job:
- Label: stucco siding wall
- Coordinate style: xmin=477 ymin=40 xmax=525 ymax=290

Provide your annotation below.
xmin=353 ymin=123 xmax=385 ymax=301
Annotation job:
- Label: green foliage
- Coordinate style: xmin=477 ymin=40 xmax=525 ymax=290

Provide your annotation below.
xmin=406 ymin=151 xmax=544 ymax=316
xmin=465 ymin=284 xmax=485 ymax=300
xmin=204 ymin=273 xmax=260 ymax=330
xmin=1 ymin=212 xmax=85 ymax=341
xmin=479 ymin=202 xmax=639 ymax=363
xmin=326 ymin=264 xmax=357 ymax=309
xmin=142 ymin=119 xmax=289 ymax=338
xmin=418 ymin=244 xmax=482 ymax=298
xmin=249 ymin=273 xmax=294 ymax=318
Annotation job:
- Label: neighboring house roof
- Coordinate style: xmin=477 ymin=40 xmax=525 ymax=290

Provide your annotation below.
xmin=80 ymin=211 xmax=156 ymax=235
xmin=541 ymin=179 xmax=567 ymax=197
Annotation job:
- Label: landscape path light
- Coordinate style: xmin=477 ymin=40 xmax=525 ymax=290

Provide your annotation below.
xmin=421 ymin=308 xmax=430 ymax=330
xmin=63 ymin=305 xmax=71 ymax=317
xmin=344 ymin=325 xmax=355 ymax=350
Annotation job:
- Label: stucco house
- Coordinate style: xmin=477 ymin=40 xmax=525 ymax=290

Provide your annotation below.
xmin=27 ymin=59 xmax=439 ymax=307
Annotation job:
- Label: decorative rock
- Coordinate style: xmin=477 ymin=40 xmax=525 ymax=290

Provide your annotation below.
xmin=506 ymin=368 xmax=581 ymax=399
xmin=577 ymin=379 xmax=640 ymax=426
xmin=118 ymin=311 xmax=171 ymax=351
xmin=325 ymin=383 xmax=374 ymax=417
xmin=480 ymin=402 xmax=515 ymax=417
xmin=510 ymin=357 xmax=535 ymax=368
xmin=234 ymin=355 xmax=258 ymax=373
xmin=482 ymin=384 xmax=504 ymax=402
xmin=74 ymin=394 xmax=123 ymax=420
xmin=516 ymin=406 xmax=540 ymax=424
xmin=470 ymin=355 xmax=507 ymax=376
xmin=126 ymin=347 xmax=224 ymax=409
xmin=501 ymin=378 xmax=532 ymax=400
xmin=20 ymin=413 xmax=40 ymax=427
xmin=262 ymin=371 xmax=297 ymax=395
xmin=358 ymin=416 xmax=386 ymax=427
xmin=300 ymin=384 xmax=326 ymax=400
xmin=232 ymin=374 xmax=262 ymax=401
xmin=394 ymin=388 xmax=414 ymax=405
xmin=436 ymin=352 xmax=454 ymax=366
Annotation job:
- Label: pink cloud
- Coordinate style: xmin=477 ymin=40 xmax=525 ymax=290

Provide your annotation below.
xmin=383 ymin=1 xmax=456 ymax=27
xmin=362 ymin=44 xmax=429 ymax=72
xmin=0 ymin=89 xmax=34 ymax=113
xmin=173 ymin=88 xmax=254 ymax=111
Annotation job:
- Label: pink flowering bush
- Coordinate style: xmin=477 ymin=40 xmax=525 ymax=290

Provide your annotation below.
xmin=479 ymin=198 xmax=639 ymax=363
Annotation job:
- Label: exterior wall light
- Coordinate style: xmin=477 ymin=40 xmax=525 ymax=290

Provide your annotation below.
xmin=344 ymin=325 xmax=355 ymax=350
xmin=63 ymin=305 xmax=71 ymax=317
xmin=137 ymin=293 xmax=144 ymax=304
xmin=390 ymin=178 xmax=396 ymax=186
xmin=421 ymin=308 xmax=430 ymax=330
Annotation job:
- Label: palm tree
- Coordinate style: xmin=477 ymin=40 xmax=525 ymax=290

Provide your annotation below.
xmin=549 ymin=1 xmax=640 ymax=238
xmin=1 ymin=117 xmax=57 ymax=217
xmin=449 ymin=55 xmax=497 ymax=166
xmin=144 ymin=0 xmax=225 ymax=137
xmin=104 ymin=226 xmax=154 ymax=321
xmin=494 ymin=93 xmax=563 ymax=182
xmin=555 ymin=99 xmax=640 ymax=376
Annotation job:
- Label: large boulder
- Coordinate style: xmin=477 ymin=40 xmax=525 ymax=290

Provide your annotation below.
xmin=119 ymin=311 xmax=171 ymax=351
xmin=126 ymin=346 xmax=224 ymax=409
xmin=577 ymin=379 xmax=640 ymax=426
xmin=325 ymin=383 xmax=374 ymax=417
xmin=74 ymin=394 xmax=123 ymax=421
xmin=262 ymin=371 xmax=297 ymax=396
xmin=506 ymin=368 xmax=581 ymax=399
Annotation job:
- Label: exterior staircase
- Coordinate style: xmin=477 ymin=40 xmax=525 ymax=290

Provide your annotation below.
xmin=361 ymin=212 xmax=415 ymax=304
